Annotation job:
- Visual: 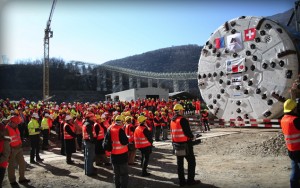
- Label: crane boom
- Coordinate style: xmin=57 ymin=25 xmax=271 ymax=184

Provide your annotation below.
xmin=43 ymin=0 xmax=57 ymax=100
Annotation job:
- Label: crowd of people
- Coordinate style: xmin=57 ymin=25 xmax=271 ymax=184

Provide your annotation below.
xmin=0 ymin=97 xmax=205 ymax=187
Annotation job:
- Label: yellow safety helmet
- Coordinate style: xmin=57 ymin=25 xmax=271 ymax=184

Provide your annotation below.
xmin=95 ymin=114 xmax=101 ymax=120
xmin=125 ymin=116 xmax=132 ymax=122
xmin=173 ymin=104 xmax=184 ymax=111
xmin=154 ymin=111 xmax=159 ymax=115
xmin=284 ymin=99 xmax=297 ymax=113
xmin=125 ymin=111 xmax=131 ymax=116
xmin=137 ymin=115 xmax=147 ymax=123
xmin=115 ymin=115 xmax=123 ymax=122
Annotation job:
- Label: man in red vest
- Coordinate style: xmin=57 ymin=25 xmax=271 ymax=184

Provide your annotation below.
xmin=280 ymin=99 xmax=300 ymax=188
xmin=5 ymin=116 xmax=30 ymax=185
xmin=170 ymin=104 xmax=200 ymax=187
xmin=134 ymin=115 xmax=153 ymax=177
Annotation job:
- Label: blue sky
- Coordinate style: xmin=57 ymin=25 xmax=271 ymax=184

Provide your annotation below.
xmin=0 ymin=0 xmax=296 ymax=65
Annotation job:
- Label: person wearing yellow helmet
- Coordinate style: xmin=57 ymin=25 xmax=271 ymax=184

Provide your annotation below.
xmin=153 ymin=111 xmax=162 ymax=141
xmin=94 ymin=115 xmax=110 ymax=166
xmin=124 ymin=116 xmax=137 ymax=165
xmin=103 ymin=114 xmax=129 ymax=188
xmin=281 ymin=98 xmax=300 ymax=188
xmin=134 ymin=115 xmax=153 ymax=177
xmin=170 ymin=103 xmax=200 ymax=186
xmin=161 ymin=112 xmax=169 ymax=140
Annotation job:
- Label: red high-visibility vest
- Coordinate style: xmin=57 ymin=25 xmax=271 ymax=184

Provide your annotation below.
xmin=64 ymin=123 xmax=75 ymax=140
xmin=281 ymin=114 xmax=300 ymax=151
xmin=134 ymin=126 xmax=151 ymax=149
xmin=202 ymin=111 xmax=208 ymax=120
xmin=94 ymin=123 xmax=104 ymax=140
xmin=110 ymin=125 xmax=128 ymax=155
xmin=103 ymin=120 xmax=110 ymax=129
xmin=0 ymin=140 xmax=8 ymax=168
xmin=170 ymin=117 xmax=188 ymax=143
xmin=5 ymin=125 xmax=21 ymax=147
xmin=154 ymin=116 xmax=161 ymax=127
xmin=82 ymin=123 xmax=96 ymax=140
xmin=161 ymin=116 xmax=168 ymax=127
xmin=125 ymin=123 xmax=134 ymax=143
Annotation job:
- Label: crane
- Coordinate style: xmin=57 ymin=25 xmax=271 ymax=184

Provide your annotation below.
xmin=287 ymin=0 xmax=300 ymax=32
xmin=43 ymin=0 xmax=57 ymax=100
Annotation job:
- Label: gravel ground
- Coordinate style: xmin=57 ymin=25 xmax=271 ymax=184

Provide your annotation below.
xmin=2 ymin=127 xmax=291 ymax=188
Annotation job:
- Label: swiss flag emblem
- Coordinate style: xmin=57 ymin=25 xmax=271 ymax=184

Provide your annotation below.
xmin=244 ymin=28 xmax=256 ymax=41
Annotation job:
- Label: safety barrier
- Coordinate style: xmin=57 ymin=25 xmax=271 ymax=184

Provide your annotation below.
xmin=210 ymin=119 xmax=281 ymax=128
xmin=187 ymin=117 xmax=281 ymax=129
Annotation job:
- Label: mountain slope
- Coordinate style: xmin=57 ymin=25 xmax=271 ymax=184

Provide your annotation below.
xmin=104 ymin=45 xmax=202 ymax=73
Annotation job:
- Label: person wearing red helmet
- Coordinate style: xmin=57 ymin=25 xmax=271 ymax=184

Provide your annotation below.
xmin=5 ymin=116 xmax=30 ymax=186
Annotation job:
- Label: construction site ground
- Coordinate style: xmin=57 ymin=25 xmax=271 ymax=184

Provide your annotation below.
xmin=3 ymin=127 xmax=290 ymax=188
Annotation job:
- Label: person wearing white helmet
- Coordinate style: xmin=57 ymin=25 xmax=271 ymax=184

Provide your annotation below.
xmin=64 ymin=115 xmax=77 ymax=164
xmin=28 ymin=113 xmax=43 ymax=164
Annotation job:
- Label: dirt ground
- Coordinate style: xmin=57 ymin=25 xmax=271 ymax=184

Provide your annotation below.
xmin=2 ymin=127 xmax=291 ymax=188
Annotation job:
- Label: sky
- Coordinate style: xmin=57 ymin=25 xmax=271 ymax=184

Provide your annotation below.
xmin=0 ymin=0 xmax=296 ymax=65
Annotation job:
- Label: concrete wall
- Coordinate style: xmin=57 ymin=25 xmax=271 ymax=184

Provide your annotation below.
xmin=106 ymin=87 xmax=169 ymax=102
xmin=135 ymin=87 xmax=169 ymax=100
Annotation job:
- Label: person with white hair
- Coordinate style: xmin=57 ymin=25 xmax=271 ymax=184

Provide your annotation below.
xmin=28 ymin=113 xmax=43 ymax=164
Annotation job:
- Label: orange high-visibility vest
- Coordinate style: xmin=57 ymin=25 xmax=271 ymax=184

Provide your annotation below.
xmin=170 ymin=117 xmax=188 ymax=143
xmin=110 ymin=125 xmax=128 ymax=155
xmin=0 ymin=140 xmax=8 ymax=168
xmin=64 ymin=123 xmax=75 ymax=140
xmin=134 ymin=126 xmax=151 ymax=149
xmin=281 ymin=114 xmax=300 ymax=151
xmin=94 ymin=123 xmax=104 ymax=140
xmin=6 ymin=125 xmax=21 ymax=147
